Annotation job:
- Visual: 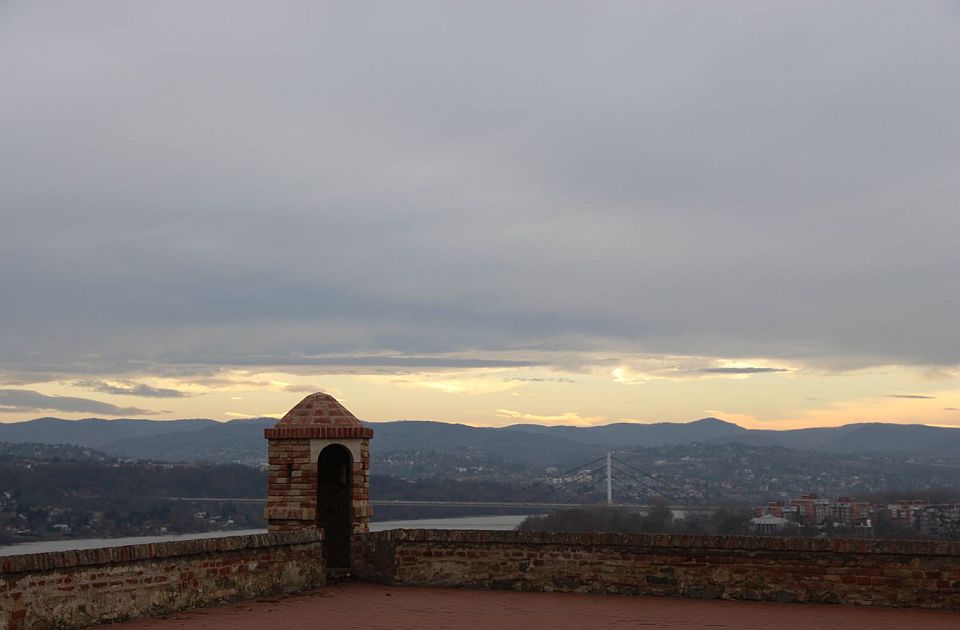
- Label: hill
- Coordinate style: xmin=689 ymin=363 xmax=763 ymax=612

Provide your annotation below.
xmin=0 ymin=417 xmax=218 ymax=448
xmin=700 ymin=422 xmax=960 ymax=457
xmin=3 ymin=416 xmax=960 ymax=466
xmin=0 ymin=441 xmax=114 ymax=463
xmin=101 ymin=418 xmax=276 ymax=465
xmin=503 ymin=417 xmax=748 ymax=447
xmin=364 ymin=421 xmax=606 ymax=467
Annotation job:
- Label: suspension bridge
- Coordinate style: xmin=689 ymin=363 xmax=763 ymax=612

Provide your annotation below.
xmin=148 ymin=453 xmax=712 ymax=512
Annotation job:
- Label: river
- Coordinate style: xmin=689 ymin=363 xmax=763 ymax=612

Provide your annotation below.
xmin=0 ymin=515 xmax=534 ymax=556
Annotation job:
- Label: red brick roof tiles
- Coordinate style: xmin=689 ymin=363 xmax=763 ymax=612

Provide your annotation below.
xmin=264 ymin=393 xmax=373 ymax=440
xmin=277 ymin=393 xmax=362 ymax=428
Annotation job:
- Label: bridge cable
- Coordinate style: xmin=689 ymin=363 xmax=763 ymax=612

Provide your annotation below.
xmin=611 ymin=457 xmax=689 ymax=498
xmin=488 ymin=455 xmax=609 ymax=503
xmin=609 ymin=462 xmax=679 ymax=502
xmin=519 ymin=463 xmax=611 ymax=504
xmin=568 ymin=473 xmax=616 ymax=503
xmin=519 ymin=465 xmax=606 ymax=504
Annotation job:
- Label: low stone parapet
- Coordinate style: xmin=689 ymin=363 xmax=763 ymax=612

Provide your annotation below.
xmin=1 ymin=529 xmax=325 ymax=629
xmin=354 ymin=529 xmax=960 ymax=609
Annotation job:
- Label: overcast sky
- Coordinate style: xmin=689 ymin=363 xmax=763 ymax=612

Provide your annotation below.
xmin=1 ymin=1 xmax=958 ymax=427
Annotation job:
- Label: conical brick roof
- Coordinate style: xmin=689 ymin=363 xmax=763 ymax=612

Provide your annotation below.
xmin=264 ymin=392 xmax=373 ymax=439
xmin=277 ymin=392 xmax=363 ymax=427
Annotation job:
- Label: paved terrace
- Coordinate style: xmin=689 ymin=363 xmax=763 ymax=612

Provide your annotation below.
xmin=117 ymin=583 xmax=960 ymax=629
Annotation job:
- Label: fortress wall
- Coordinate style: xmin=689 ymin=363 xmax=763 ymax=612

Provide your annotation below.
xmin=0 ymin=530 xmax=325 ymax=630
xmin=354 ymin=529 xmax=960 ymax=609
xmin=5 ymin=527 xmax=960 ymax=630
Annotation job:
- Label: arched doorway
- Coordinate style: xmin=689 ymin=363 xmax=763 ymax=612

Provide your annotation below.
xmin=316 ymin=444 xmax=352 ymax=568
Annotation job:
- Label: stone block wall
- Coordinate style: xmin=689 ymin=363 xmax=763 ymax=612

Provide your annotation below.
xmin=265 ymin=438 xmax=316 ymax=532
xmin=0 ymin=530 xmax=325 ymax=629
xmin=352 ymin=440 xmax=371 ymax=533
xmin=264 ymin=436 xmax=372 ymax=535
xmin=354 ymin=529 xmax=960 ymax=609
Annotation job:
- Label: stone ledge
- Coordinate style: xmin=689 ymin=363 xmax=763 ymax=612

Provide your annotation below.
xmin=361 ymin=528 xmax=960 ymax=557
xmin=0 ymin=529 xmax=323 ymax=575
xmin=265 ymin=427 xmax=374 ymax=439
xmin=265 ymin=507 xmax=316 ymax=521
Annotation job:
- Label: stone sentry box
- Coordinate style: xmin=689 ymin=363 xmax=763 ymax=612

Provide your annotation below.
xmin=264 ymin=393 xmax=373 ymax=569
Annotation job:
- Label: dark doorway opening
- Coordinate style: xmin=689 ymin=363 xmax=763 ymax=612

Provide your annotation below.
xmin=316 ymin=444 xmax=352 ymax=568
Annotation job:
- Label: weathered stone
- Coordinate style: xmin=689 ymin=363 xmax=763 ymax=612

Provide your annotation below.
xmin=0 ymin=530 xmax=324 ymax=630
xmin=352 ymin=529 xmax=960 ymax=609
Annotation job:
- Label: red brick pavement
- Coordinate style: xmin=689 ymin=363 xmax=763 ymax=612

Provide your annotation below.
xmin=116 ymin=582 xmax=960 ymax=629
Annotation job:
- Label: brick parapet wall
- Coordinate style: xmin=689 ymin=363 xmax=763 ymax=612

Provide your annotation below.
xmin=1 ymin=530 xmax=325 ymax=629
xmin=354 ymin=529 xmax=960 ymax=609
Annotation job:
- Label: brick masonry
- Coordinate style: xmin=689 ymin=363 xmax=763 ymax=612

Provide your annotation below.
xmin=264 ymin=438 xmax=371 ymax=534
xmin=264 ymin=393 xmax=372 ymax=536
xmin=353 ymin=529 xmax=960 ymax=609
xmin=0 ymin=530 xmax=325 ymax=630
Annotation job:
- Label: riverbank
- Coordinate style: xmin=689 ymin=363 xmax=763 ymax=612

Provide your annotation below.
xmin=0 ymin=515 xmax=534 ymax=556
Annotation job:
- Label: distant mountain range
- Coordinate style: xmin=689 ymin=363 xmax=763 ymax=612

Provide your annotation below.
xmin=0 ymin=417 xmax=274 ymax=465
xmin=1 ymin=416 xmax=959 ymax=466
xmin=501 ymin=419 xmax=960 ymax=457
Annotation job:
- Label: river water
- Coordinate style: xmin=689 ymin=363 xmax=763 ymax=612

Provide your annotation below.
xmin=0 ymin=515 xmax=533 ymax=556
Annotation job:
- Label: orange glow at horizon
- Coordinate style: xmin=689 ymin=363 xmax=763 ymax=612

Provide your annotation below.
xmin=0 ymin=359 xmax=957 ymax=432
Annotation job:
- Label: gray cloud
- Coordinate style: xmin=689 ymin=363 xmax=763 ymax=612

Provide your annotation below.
xmin=0 ymin=1 xmax=958 ymax=378
xmin=225 ymin=356 xmax=537 ymax=369
xmin=0 ymin=389 xmax=155 ymax=416
xmin=73 ymin=379 xmax=191 ymax=398
xmin=883 ymin=394 xmax=937 ymax=400
xmin=0 ymin=372 xmax=58 ymax=386
xmin=945 ymin=408 xmax=959 ymax=411
xmin=700 ymin=367 xmax=789 ymax=375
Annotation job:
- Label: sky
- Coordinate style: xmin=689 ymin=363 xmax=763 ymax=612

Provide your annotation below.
xmin=1 ymin=1 xmax=959 ymax=429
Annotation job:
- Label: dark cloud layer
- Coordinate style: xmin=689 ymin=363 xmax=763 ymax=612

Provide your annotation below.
xmin=73 ymin=380 xmax=191 ymax=398
xmin=884 ymin=394 xmax=937 ymax=400
xmin=224 ymin=356 xmax=537 ymax=369
xmin=700 ymin=367 xmax=789 ymax=375
xmin=0 ymin=389 xmax=154 ymax=416
xmin=1 ymin=1 xmax=958 ymax=378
